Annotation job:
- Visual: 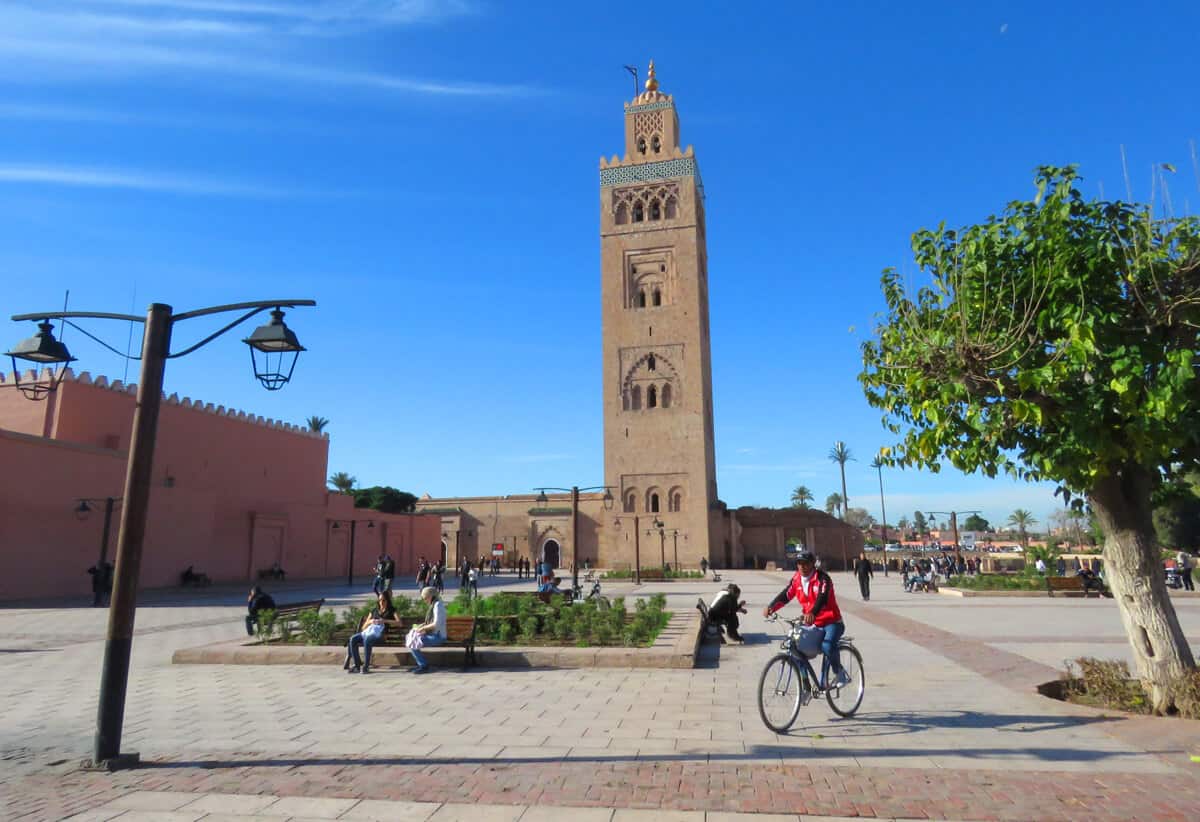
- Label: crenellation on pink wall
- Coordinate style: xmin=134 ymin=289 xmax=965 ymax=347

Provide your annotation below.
xmin=1 ymin=370 xmax=437 ymax=601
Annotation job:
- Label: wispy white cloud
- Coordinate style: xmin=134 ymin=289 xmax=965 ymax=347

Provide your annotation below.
xmin=79 ymin=0 xmax=477 ymax=27
xmin=0 ymin=162 xmax=316 ymax=198
xmin=0 ymin=1 xmax=534 ymax=99
xmin=0 ymin=35 xmax=540 ymax=97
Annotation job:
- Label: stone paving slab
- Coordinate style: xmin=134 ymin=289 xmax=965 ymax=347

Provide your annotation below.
xmin=6 ymin=573 xmax=1200 ymax=821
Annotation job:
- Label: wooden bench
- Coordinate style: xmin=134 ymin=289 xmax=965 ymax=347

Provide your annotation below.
xmin=499 ymin=590 xmax=573 ymax=606
xmin=696 ymin=597 xmax=720 ymax=639
xmin=334 ymin=615 xmax=478 ymax=668
xmin=637 ymin=568 xmax=667 ymax=582
xmin=257 ymin=566 xmax=286 ymax=581
xmin=1046 ymin=575 xmax=1108 ymax=598
xmin=272 ymin=598 xmax=325 ymax=629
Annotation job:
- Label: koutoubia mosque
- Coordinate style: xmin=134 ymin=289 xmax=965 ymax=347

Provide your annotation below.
xmin=414 ymin=63 xmax=862 ymax=573
xmin=0 ymin=64 xmax=861 ymax=602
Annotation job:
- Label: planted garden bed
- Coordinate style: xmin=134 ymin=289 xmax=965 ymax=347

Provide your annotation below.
xmin=252 ymin=591 xmax=673 ymax=649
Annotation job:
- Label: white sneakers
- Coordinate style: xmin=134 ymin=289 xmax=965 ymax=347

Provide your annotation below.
xmin=833 ymin=669 xmax=852 ymax=689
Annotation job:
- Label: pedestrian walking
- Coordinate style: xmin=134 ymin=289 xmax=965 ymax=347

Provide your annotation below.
xmin=854 ymin=552 xmax=873 ymax=601
xmin=1178 ymin=551 xmax=1195 ymax=592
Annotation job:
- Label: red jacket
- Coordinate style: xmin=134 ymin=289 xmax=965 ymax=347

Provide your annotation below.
xmin=767 ymin=569 xmax=842 ymax=627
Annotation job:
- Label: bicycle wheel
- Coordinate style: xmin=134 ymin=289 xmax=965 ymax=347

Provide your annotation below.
xmin=758 ymin=653 xmax=805 ymax=732
xmin=825 ymin=642 xmax=865 ymax=717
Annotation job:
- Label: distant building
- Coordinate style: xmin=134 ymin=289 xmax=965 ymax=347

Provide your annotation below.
xmin=0 ymin=369 xmax=439 ymax=601
xmin=416 ymin=63 xmax=861 ymax=572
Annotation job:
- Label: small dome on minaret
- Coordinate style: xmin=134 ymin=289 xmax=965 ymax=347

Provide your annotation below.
xmin=644 ymin=59 xmax=659 ymax=92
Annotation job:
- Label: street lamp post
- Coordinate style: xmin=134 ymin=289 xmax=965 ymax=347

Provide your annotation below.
xmin=925 ymin=510 xmax=980 ymax=558
xmin=669 ymin=529 xmax=683 ymax=571
xmin=7 ymin=299 xmax=314 ymax=770
xmin=76 ymin=497 xmax=122 ymax=606
xmin=535 ymin=485 xmax=614 ymax=596
xmin=646 ymin=519 xmax=666 ymax=570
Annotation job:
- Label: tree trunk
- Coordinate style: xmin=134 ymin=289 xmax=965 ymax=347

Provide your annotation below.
xmin=1089 ymin=465 xmax=1195 ymax=714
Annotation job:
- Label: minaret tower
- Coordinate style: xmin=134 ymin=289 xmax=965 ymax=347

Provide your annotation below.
xmin=600 ymin=61 xmax=719 ymax=566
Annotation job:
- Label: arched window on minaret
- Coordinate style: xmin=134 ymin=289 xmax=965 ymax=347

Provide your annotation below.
xmin=650 ymin=493 xmax=660 ymax=513
xmin=651 ymin=134 xmax=661 ymax=154
xmin=661 ymin=383 xmax=672 ymax=408
xmin=652 ymin=288 xmax=662 ymax=306
xmin=615 ymin=202 xmax=628 ymax=225
xmin=632 ymin=201 xmax=644 ymax=222
xmin=647 ymin=354 xmax=656 ymax=371
xmin=631 ymin=385 xmax=642 ymax=410
xmin=624 ymin=492 xmax=636 ymax=513
xmin=647 ymin=385 xmax=657 ymax=408
xmin=637 ymin=137 xmax=647 ymax=156
xmin=649 ymin=199 xmax=661 ymax=220
xmin=637 ymin=290 xmax=647 ymax=308
xmin=665 ymin=196 xmax=677 ymax=219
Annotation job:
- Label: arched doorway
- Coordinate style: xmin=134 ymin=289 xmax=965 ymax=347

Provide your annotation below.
xmin=542 ymin=539 xmax=561 ymax=570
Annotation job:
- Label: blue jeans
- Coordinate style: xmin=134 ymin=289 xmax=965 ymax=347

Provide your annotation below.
xmin=348 ymin=631 xmax=381 ymax=668
xmin=819 ymin=622 xmax=845 ymax=686
xmin=410 ymin=633 xmax=445 ymax=669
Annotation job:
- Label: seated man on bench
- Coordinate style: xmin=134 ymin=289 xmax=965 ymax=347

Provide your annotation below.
xmin=1076 ymin=567 xmax=1105 ymax=595
xmin=705 ymin=583 xmax=747 ymax=643
xmin=246 ymin=586 xmax=276 ymax=636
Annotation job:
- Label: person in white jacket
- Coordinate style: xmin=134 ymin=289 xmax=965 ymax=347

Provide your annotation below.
xmin=409 ymin=586 xmax=447 ymax=674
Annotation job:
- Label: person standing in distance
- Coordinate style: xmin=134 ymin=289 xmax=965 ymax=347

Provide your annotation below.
xmin=853 ymin=552 xmax=873 ymax=601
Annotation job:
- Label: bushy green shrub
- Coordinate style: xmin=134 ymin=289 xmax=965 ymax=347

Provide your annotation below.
xmin=254 ymin=608 xmax=277 ymax=644
xmin=296 ymin=609 xmax=337 ymax=645
xmin=339 ymin=601 xmax=375 ymax=631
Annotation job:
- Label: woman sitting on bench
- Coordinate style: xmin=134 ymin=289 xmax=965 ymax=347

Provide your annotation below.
xmin=344 ymin=590 xmax=397 ymax=675
xmin=406 ymin=586 xmax=447 ymax=675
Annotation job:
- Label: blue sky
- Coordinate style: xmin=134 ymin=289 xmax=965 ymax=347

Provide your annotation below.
xmin=2 ymin=1 xmax=1197 ymax=531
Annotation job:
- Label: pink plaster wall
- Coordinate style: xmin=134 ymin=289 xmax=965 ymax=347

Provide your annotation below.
xmin=0 ymin=370 xmax=441 ymax=601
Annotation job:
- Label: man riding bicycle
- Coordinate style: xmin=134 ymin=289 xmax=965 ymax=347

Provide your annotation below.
xmin=762 ymin=550 xmax=851 ymax=689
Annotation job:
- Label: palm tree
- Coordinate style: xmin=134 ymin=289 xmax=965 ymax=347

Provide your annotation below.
xmin=870 ymin=455 xmax=889 ymax=544
xmin=828 ymin=441 xmax=854 ymax=518
xmin=790 ymin=485 xmax=814 ymax=509
xmin=1007 ymin=509 xmax=1037 ymax=551
xmin=307 ymin=415 xmax=329 ymax=433
xmin=824 ymin=492 xmax=844 ymax=517
xmin=328 ymin=472 xmax=356 ymax=494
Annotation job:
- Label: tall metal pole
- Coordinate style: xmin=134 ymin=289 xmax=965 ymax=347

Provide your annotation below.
xmin=659 ymin=527 xmax=666 ymax=569
xmin=98 ymin=497 xmax=116 ymax=568
xmin=92 ymin=303 xmax=172 ymax=768
xmin=876 ymin=463 xmax=888 ymax=547
xmin=672 ymin=531 xmax=679 ymax=570
xmin=634 ymin=514 xmax=641 ymax=585
xmin=571 ymin=486 xmax=580 ymax=594
xmin=950 ymin=512 xmax=960 ymax=560
xmin=347 ymin=520 xmax=357 ymax=586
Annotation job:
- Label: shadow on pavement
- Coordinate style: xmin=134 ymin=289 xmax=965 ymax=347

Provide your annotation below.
xmin=796 ymin=708 xmax=1120 ymax=737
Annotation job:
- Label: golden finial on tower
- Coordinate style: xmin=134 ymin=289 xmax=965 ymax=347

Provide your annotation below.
xmin=645 ymin=59 xmax=659 ymax=92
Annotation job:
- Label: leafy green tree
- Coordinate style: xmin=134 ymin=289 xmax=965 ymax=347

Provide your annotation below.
xmin=306 ymin=415 xmax=329 ymax=433
xmin=824 ymin=492 xmax=843 ymax=517
xmin=1153 ymin=471 xmax=1200 ymax=550
xmin=844 ymin=507 xmax=876 ymax=530
xmin=828 ymin=441 xmax=854 ymax=517
xmin=1006 ymin=510 xmax=1037 ymax=551
xmin=912 ymin=511 xmax=927 ymax=535
xmin=860 ymin=166 xmax=1198 ymax=711
xmin=790 ymin=485 xmax=814 ymax=509
xmin=353 ymin=486 xmax=418 ymax=514
xmin=962 ymin=514 xmax=991 ymax=532
xmin=328 ymin=472 xmax=356 ymax=494
xmin=897 ymin=515 xmax=910 ymax=535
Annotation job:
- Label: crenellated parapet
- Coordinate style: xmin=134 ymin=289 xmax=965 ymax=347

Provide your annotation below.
xmin=0 ymin=368 xmax=327 ymax=439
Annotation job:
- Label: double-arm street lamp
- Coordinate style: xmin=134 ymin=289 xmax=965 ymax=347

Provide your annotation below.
xmin=925 ymin=510 xmax=980 ymax=555
xmin=76 ymin=497 xmax=123 ymax=604
xmin=330 ymin=519 xmax=375 ymax=586
xmin=7 ymin=298 xmax=315 ymax=770
xmin=645 ymin=518 xmax=666 ymax=570
xmin=534 ymin=485 xmax=614 ymax=594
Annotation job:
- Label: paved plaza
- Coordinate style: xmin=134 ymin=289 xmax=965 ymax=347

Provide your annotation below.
xmin=1 ymin=571 xmax=1197 ymax=821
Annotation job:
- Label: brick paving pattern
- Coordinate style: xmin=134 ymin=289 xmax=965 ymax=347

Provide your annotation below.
xmin=1 ymin=573 xmax=1196 ymax=820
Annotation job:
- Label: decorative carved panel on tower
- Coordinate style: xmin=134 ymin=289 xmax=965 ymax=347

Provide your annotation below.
xmin=612 ymin=182 xmax=679 ymax=228
xmin=622 ymin=247 xmax=676 ymax=309
xmin=620 ymin=344 xmax=683 ymax=412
